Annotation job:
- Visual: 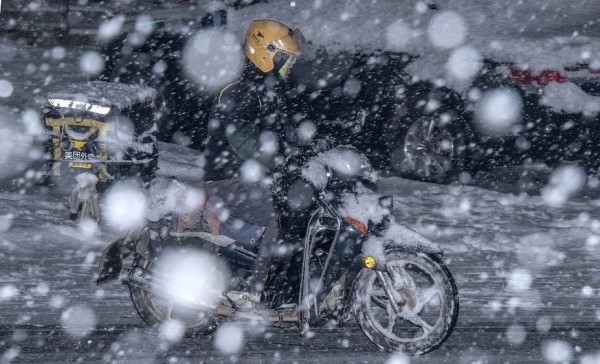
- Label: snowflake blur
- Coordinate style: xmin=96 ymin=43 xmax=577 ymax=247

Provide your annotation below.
xmin=153 ymin=249 xmax=228 ymax=309
xmin=183 ymin=29 xmax=245 ymax=92
xmin=102 ymin=182 xmax=147 ymax=232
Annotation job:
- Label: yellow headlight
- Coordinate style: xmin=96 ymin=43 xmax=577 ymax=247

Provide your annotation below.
xmin=364 ymin=256 xmax=376 ymax=269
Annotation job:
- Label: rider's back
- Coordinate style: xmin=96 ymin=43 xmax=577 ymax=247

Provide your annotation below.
xmin=203 ymin=66 xmax=288 ymax=182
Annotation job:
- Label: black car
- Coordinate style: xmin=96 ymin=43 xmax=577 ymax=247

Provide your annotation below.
xmin=98 ymin=5 xmax=600 ymax=183
xmin=99 ymin=7 xmax=229 ymax=149
xmin=98 ymin=8 xmax=474 ymax=182
xmin=467 ymin=61 xmax=600 ymax=173
xmin=287 ymin=49 xmax=472 ymax=183
xmin=290 ymin=52 xmax=600 ymax=182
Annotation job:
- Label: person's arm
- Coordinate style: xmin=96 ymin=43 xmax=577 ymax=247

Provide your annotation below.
xmin=216 ymin=83 xmax=263 ymax=161
xmin=204 ymin=82 xmax=260 ymax=180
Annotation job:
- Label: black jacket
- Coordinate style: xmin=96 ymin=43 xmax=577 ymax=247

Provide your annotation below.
xmin=203 ymin=65 xmax=291 ymax=181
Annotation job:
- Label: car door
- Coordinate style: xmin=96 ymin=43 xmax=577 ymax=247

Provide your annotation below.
xmin=289 ymin=49 xmax=364 ymax=145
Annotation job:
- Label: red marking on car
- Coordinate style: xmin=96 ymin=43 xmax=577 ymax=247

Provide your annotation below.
xmin=509 ymin=65 xmax=567 ymax=86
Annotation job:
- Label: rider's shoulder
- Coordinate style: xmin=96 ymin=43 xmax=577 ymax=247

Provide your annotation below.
xmin=218 ymin=81 xmax=256 ymax=103
xmin=219 ymin=81 xmax=254 ymax=99
xmin=217 ymin=81 xmax=261 ymax=111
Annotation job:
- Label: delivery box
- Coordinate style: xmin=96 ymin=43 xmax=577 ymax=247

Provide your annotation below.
xmin=44 ymin=81 xmax=159 ymax=183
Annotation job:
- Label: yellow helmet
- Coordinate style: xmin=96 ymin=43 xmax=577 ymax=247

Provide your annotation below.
xmin=243 ymin=20 xmax=301 ymax=79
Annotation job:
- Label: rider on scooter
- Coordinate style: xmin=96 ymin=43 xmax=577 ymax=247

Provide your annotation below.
xmin=201 ymin=19 xmax=313 ymax=307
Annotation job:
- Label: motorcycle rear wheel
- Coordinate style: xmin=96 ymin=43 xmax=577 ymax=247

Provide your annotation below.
xmin=353 ymin=251 xmax=459 ymax=355
xmin=128 ymin=253 xmax=218 ymax=336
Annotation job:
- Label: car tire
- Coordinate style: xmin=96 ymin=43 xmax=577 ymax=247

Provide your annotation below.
xmin=388 ymin=109 xmax=471 ymax=184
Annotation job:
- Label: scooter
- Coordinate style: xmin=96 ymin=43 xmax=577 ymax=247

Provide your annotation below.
xmin=97 ymin=145 xmax=458 ymax=355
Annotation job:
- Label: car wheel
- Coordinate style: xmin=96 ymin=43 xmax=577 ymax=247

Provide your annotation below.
xmin=389 ymin=113 xmax=469 ymax=183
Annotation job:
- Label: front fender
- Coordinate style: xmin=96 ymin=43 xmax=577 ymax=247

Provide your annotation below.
xmin=340 ymin=230 xmax=443 ymax=324
xmin=362 ymin=223 xmax=443 ymax=267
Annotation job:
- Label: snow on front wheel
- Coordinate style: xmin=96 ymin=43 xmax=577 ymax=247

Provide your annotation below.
xmin=353 ymin=251 xmax=459 ymax=355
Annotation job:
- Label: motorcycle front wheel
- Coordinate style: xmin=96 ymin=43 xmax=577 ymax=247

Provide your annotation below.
xmin=353 ymin=251 xmax=459 ymax=355
xmin=128 ymin=251 xmax=220 ymax=336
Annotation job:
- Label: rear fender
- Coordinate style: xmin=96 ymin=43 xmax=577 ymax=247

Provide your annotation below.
xmin=97 ymin=229 xmax=146 ymax=284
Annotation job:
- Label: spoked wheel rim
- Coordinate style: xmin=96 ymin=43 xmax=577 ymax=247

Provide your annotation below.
xmin=403 ymin=117 xmax=456 ymax=179
xmin=362 ymin=257 xmax=448 ymax=344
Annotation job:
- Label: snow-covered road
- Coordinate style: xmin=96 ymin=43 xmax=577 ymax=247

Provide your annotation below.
xmin=1 ymin=159 xmax=600 ymax=362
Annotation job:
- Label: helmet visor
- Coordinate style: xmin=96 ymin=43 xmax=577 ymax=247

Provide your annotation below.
xmin=274 ymin=52 xmax=298 ymax=80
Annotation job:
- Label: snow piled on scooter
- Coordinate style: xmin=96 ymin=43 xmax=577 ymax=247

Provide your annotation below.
xmin=340 ymin=184 xmax=442 ymax=264
xmin=101 ymin=177 xmax=206 ymax=234
xmin=144 ymin=177 xmax=206 ymax=222
xmin=48 ymin=81 xmax=157 ymax=113
xmin=301 ymin=147 xmax=441 ymax=264
xmin=301 ymin=145 xmax=377 ymax=190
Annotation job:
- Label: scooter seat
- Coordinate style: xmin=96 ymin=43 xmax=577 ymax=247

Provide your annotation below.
xmin=173 ymin=214 xmax=264 ymax=252
xmin=219 ymin=216 xmax=265 ymax=251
